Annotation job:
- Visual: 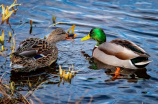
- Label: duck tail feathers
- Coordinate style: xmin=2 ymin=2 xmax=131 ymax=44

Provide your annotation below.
xmin=135 ymin=60 xmax=152 ymax=66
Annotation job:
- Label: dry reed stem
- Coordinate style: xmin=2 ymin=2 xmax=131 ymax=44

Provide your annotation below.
xmin=75 ymin=89 xmax=89 ymax=104
xmin=0 ymin=73 xmax=31 ymax=104
xmin=32 ymin=93 xmax=43 ymax=104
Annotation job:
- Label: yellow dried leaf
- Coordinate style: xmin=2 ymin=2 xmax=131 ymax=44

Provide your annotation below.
xmin=13 ymin=37 xmax=15 ymax=50
xmin=9 ymin=31 xmax=12 ymax=38
xmin=0 ymin=30 xmax=5 ymax=45
xmin=67 ymin=25 xmax=76 ymax=33
xmin=14 ymin=0 xmax=17 ymax=4
xmin=30 ymin=20 xmax=33 ymax=27
xmin=1 ymin=45 xmax=4 ymax=51
xmin=44 ymin=35 xmax=46 ymax=39
xmin=59 ymin=65 xmax=62 ymax=75
xmin=1 ymin=4 xmax=5 ymax=15
xmin=10 ymin=81 xmax=15 ymax=94
xmin=11 ymin=36 xmax=15 ymax=58
xmin=52 ymin=14 xmax=56 ymax=23
xmin=29 ymin=82 xmax=32 ymax=88
xmin=64 ymin=72 xmax=69 ymax=79
xmin=69 ymin=72 xmax=72 ymax=79
xmin=4 ymin=10 xmax=15 ymax=21
xmin=8 ymin=0 xmax=17 ymax=9
xmin=6 ymin=6 xmax=9 ymax=15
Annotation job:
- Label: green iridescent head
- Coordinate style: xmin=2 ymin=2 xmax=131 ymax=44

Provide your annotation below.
xmin=81 ymin=28 xmax=106 ymax=46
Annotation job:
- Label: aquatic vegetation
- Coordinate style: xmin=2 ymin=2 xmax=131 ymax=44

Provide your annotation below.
xmin=9 ymin=31 xmax=12 ymax=38
xmin=59 ymin=65 xmax=75 ymax=79
xmin=0 ymin=0 xmax=21 ymax=25
xmin=10 ymin=81 xmax=15 ymax=95
xmin=8 ymin=31 xmax=12 ymax=43
xmin=29 ymin=20 xmax=33 ymax=34
xmin=30 ymin=20 xmax=33 ymax=27
xmin=0 ymin=0 xmax=20 ymax=53
xmin=67 ymin=24 xmax=76 ymax=34
xmin=49 ymin=14 xmax=68 ymax=26
xmin=0 ymin=80 xmax=30 ymax=103
xmin=0 ymin=30 xmax=4 ymax=51
xmin=66 ymin=25 xmax=77 ymax=41
xmin=58 ymin=65 xmax=78 ymax=86
xmin=10 ymin=36 xmax=15 ymax=58
xmin=0 ymin=72 xmax=46 ymax=103
xmin=43 ymin=35 xmax=46 ymax=39
xmin=11 ymin=35 xmax=15 ymax=52
xmin=52 ymin=14 xmax=56 ymax=24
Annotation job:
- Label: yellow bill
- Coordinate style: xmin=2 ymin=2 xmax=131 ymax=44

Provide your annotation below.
xmin=81 ymin=33 xmax=91 ymax=41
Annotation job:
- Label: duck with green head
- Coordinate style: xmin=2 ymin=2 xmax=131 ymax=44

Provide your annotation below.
xmin=81 ymin=28 xmax=152 ymax=69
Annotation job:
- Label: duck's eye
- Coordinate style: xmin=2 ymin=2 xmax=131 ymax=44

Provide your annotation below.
xmin=90 ymin=30 xmax=94 ymax=34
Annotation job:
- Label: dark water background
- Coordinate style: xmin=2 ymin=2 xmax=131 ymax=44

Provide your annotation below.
xmin=0 ymin=0 xmax=158 ymax=104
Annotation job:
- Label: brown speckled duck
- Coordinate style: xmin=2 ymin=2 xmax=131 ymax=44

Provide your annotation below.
xmin=81 ymin=28 xmax=152 ymax=69
xmin=10 ymin=28 xmax=77 ymax=72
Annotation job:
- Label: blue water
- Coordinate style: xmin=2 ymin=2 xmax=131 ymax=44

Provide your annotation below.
xmin=0 ymin=0 xmax=158 ymax=104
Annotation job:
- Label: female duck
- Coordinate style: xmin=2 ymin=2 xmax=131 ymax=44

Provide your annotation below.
xmin=81 ymin=28 xmax=151 ymax=69
xmin=11 ymin=28 xmax=77 ymax=72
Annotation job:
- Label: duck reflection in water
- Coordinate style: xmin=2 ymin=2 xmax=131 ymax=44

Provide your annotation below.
xmin=81 ymin=51 xmax=150 ymax=83
xmin=10 ymin=62 xmax=76 ymax=91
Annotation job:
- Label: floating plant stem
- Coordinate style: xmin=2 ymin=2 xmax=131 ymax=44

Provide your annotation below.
xmin=0 ymin=30 xmax=5 ymax=45
xmin=4 ymin=10 xmax=15 ymax=20
xmin=0 ymin=30 xmax=5 ymax=51
xmin=58 ymin=65 xmax=78 ymax=86
xmin=9 ymin=31 xmax=12 ymax=38
xmin=29 ymin=20 xmax=33 ymax=34
xmin=0 ymin=0 xmax=21 ymax=25
xmin=9 ymin=4 xmax=21 ymax=10
xmin=8 ymin=31 xmax=12 ymax=42
xmin=51 ymin=22 xmax=68 ymax=26
xmin=0 ymin=51 xmax=7 ymax=61
xmin=1 ymin=5 xmax=15 ymax=24
xmin=49 ymin=15 xmax=68 ymax=27
xmin=10 ymin=36 xmax=15 ymax=58
xmin=1 ymin=45 xmax=4 ymax=51
xmin=44 ymin=35 xmax=46 ymax=39
xmin=10 ymin=81 xmax=15 ymax=95
xmin=8 ymin=0 xmax=17 ymax=9
xmin=67 ymin=25 xmax=76 ymax=33
xmin=8 ymin=0 xmax=21 ymax=10
xmin=52 ymin=14 xmax=56 ymax=24
xmin=30 ymin=20 xmax=33 ymax=27
xmin=11 ymin=37 xmax=15 ymax=52
xmin=59 ymin=65 xmax=63 ymax=77
xmin=59 ymin=65 xmax=77 ymax=80
xmin=1 ymin=4 xmax=5 ymax=15
xmin=29 ymin=81 xmax=32 ymax=89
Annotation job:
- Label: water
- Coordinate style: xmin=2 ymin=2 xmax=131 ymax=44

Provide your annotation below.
xmin=0 ymin=0 xmax=158 ymax=103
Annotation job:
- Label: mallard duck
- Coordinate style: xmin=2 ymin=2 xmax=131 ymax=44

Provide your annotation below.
xmin=10 ymin=28 xmax=77 ymax=72
xmin=81 ymin=28 xmax=152 ymax=69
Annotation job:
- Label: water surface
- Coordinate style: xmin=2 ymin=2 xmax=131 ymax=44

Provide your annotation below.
xmin=0 ymin=0 xmax=158 ymax=104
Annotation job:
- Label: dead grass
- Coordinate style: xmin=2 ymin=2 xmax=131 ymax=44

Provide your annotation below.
xmin=0 ymin=80 xmax=30 ymax=104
